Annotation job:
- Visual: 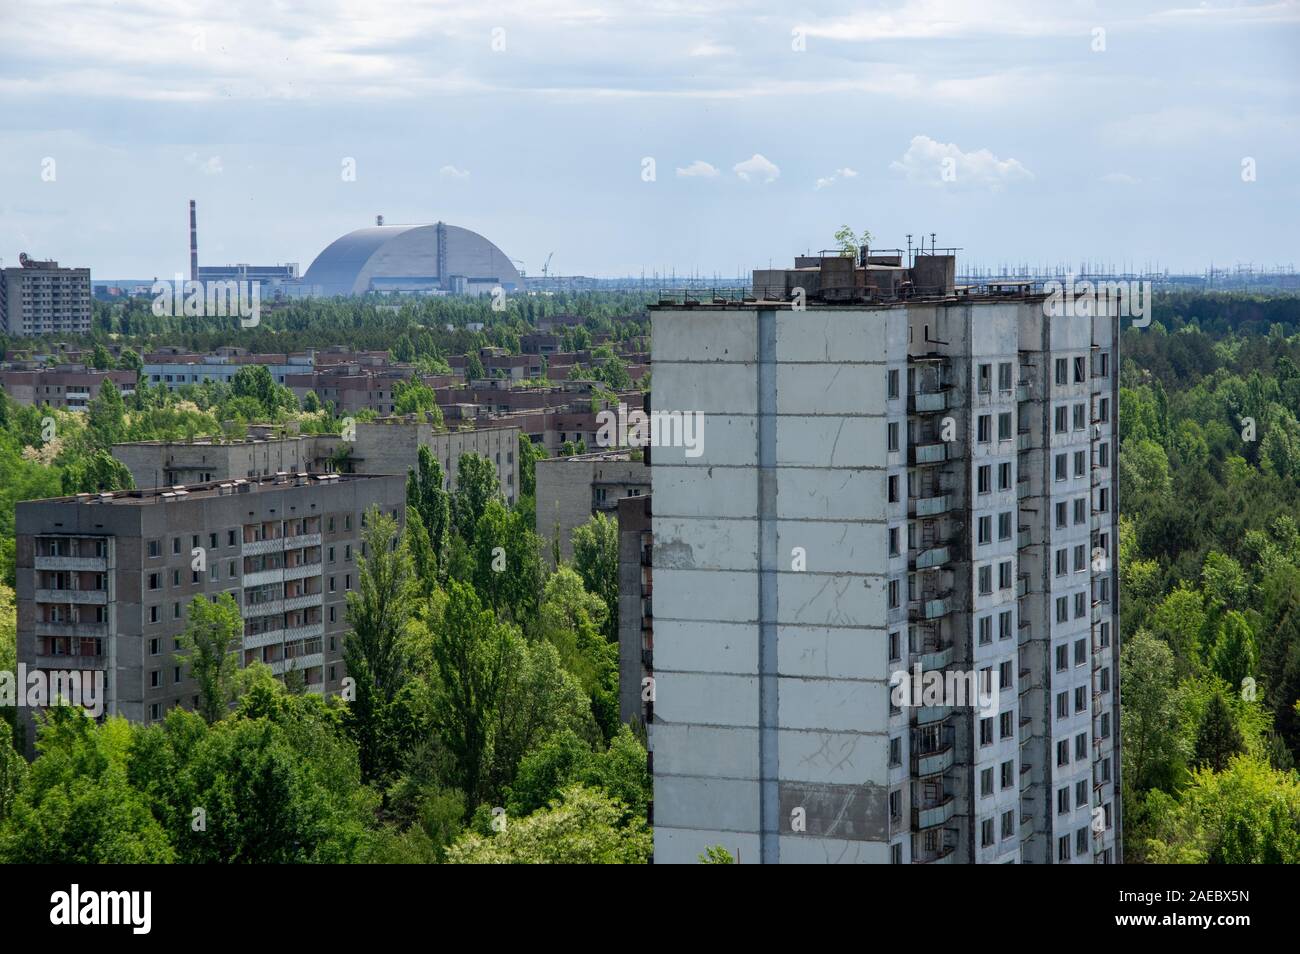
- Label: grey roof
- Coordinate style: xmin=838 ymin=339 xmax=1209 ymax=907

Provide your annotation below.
xmin=300 ymin=223 xmax=520 ymax=296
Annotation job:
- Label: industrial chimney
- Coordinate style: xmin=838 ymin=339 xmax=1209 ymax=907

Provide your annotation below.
xmin=189 ymin=199 xmax=199 ymax=281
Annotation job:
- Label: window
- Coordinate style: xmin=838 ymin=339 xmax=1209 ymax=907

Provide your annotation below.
xmin=1057 ymin=787 xmax=1070 ymax=815
xmin=1076 ymin=779 xmax=1089 ymax=808
xmin=978 ymin=415 xmax=991 ymax=443
xmin=998 ymin=362 xmax=1012 ymax=392
xmin=978 ymin=465 xmax=991 ymax=494
xmin=1001 ymin=810 xmax=1015 ymax=839
xmin=889 ymin=527 xmax=900 ymax=556
xmin=1056 ymin=596 xmax=1068 ymax=623
xmin=1055 ymin=358 xmax=1067 ymax=386
xmin=981 ymin=818 xmax=994 ymax=847
xmin=889 ymin=789 xmax=901 ymax=819
xmin=1076 ymin=732 xmax=1088 ymax=760
xmin=999 ymin=660 xmax=1013 ymax=691
xmin=1055 ymin=454 xmax=1067 ymax=481
xmin=150 ymin=670 xmax=161 ymax=688
xmin=1075 ymin=591 xmax=1087 ymax=619
xmin=1074 ymin=498 xmax=1087 ymax=525
xmin=149 ymin=605 xmax=160 ymax=623
xmin=998 ymin=561 xmax=1012 ymax=589
xmin=981 ymin=768 xmax=994 ymax=797
xmin=1057 ymin=740 xmax=1069 ymax=766
xmin=1074 ymin=356 xmax=1086 ymax=383
xmin=148 ymin=573 xmax=160 ymax=591
xmin=1074 ymin=544 xmax=1086 ymax=572
xmin=888 ymin=475 xmax=899 ymax=503
xmin=978 ymin=363 xmax=991 ymax=393
xmin=1057 ymin=691 xmax=1069 ymax=719
xmin=228 ymin=529 xmax=237 ymax=546
xmin=172 ymin=538 xmax=180 ymax=555
xmin=998 ymin=412 xmax=1012 ymax=441
xmin=1055 ymin=548 xmax=1068 ymax=577
xmin=998 ymin=512 xmax=1012 ymax=541
xmin=888 ymin=422 xmax=899 ymax=453
xmin=174 ymin=666 xmax=182 ymax=685
xmin=887 ymin=369 xmax=899 ymax=399
xmin=1056 ymin=501 xmax=1068 ymax=528
xmin=980 ymin=718 xmax=993 ymax=745
xmin=890 ymin=737 xmax=901 ymax=766
xmin=999 ymin=712 xmax=1013 ymax=739
xmin=1076 ymin=828 xmax=1089 ymax=856
xmin=1075 ymin=686 xmax=1088 ymax=713
xmin=148 ymin=540 xmax=161 ymax=558
xmin=999 ymin=611 xmax=1013 ymax=640
xmin=978 ymin=516 xmax=991 ymax=546
xmin=1074 ymin=638 xmax=1087 ymax=666
xmin=1099 ymin=442 xmax=1110 ymax=468
xmin=149 ymin=638 xmax=160 ymax=655
xmin=1001 ymin=760 xmax=1015 ymax=788
xmin=172 ymin=569 xmax=180 ymax=587
xmin=1074 ymin=450 xmax=1086 ymax=478
xmin=1056 ymin=645 xmax=1069 ymax=671
xmin=979 ymin=616 xmax=992 ymax=645
xmin=1098 ymin=487 xmax=1110 ymax=512
xmin=978 ymin=566 xmax=992 ymax=595
xmin=889 ymin=631 xmax=900 ymax=661
xmin=1054 ymin=405 xmax=1068 ymax=434
xmin=888 ymin=579 xmax=900 ymax=608
xmin=998 ymin=462 xmax=1011 ymax=490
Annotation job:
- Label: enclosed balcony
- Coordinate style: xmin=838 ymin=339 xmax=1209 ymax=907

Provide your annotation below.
xmin=909 ymin=389 xmax=950 ymax=414
xmin=912 ymin=493 xmax=952 ymax=518
xmin=912 ymin=795 xmax=957 ymax=830
xmin=912 ymin=545 xmax=951 ymax=571
xmin=910 ymin=442 xmax=949 ymax=465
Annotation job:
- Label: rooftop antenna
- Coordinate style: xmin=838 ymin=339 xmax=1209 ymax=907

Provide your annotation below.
xmin=906 ymin=234 xmax=913 ymax=267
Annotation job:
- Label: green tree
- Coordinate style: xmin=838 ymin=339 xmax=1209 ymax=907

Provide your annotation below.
xmin=572 ymin=511 xmax=620 ymax=641
xmin=406 ymin=445 xmax=451 ymax=565
xmin=343 ymin=508 xmax=416 ymax=783
xmin=446 ymin=785 xmax=650 ymax=864
xmin=86 ymin=380 xmax=126 ymax=448
xmin=176 ymin=594 xmax=242 ymax=724
xmin=1193 ymin=691 xmax=1246 ymax=772
xmin=452 ymin=452 xmax=501 ymax=540
xmin=1121 ymin=630 xmax=1189 ymax=791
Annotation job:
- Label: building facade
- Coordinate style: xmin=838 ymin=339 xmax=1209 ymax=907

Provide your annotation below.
xmin=535 ymin=451 xmax=650 ymax=563
xmin=0 ymin=255 xmax=92 ymax=337
xmin=649 ymin=252 xmax=1120 ymax=864
xmin=15 ymin=474 xmax=405 ymax=742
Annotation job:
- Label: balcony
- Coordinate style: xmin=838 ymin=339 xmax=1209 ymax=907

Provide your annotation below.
xmin=912 ymin=493 xmax=951 ymax=518
xmin=1017 ymin=432 xmax=1032 ymax=452
xmin=283 ymin=533 xmax=322 ymax=551
xmin=242 ymin=537 xmax=286 ymax=557
xmin=36 ymin=588 xmax=107 ymax=605
xmin=1016 ymin=575 xmax=1028 ymax=598
xmin=911 ymin=597 xmax=950 ymax=621
xmin=914 ymin=844 xmax=957 ymax=864
xmin=284 ymin=593 xmax=323 ymax=612
xmin=244 ymin=628 xmax=286 ymax=650
xmin=916 ymin=545 xmax=951 ymax=571
xmin=916 ymin=705 xmax=952 ymax=725
xmin=913 ymin=745 xmax=955 ymax=776
xmin=242 ymin=600 xmax=284 ymax=619
xmin=35 ymin=555 xmax=107 ymax=572
xmin=1018 ymin=527 xmax=1031 ymax=548
xmin=35 ymin=620 xmax=107 ymax=638
xmin=34 ymin=654 xmax=104 ymax=670
xmin=910 ymin=390 xmax=950 ymax=414
xmin=1016 ymin=383 xmax=1032 ymax=402
xmin=919 ymin=643 xmax=954 ymax=671
xmin=912 ymin=796 xmax=957 ymax=830
xmin=911 ymin=442 xmax=948 ymax=465
xmin=285 ymin=622 xmax=325 ymax=643
xmin=284 ymin=562 xmax=321 ymax=582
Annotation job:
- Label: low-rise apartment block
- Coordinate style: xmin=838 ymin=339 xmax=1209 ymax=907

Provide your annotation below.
xmin=15 ymin=473 xmax=406 ymax=741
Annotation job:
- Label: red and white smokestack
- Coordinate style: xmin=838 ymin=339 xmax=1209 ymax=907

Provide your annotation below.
xmin=189 ymin=199 xmax=198 ymax=281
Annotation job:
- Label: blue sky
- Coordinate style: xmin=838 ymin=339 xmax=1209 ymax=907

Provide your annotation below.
xmin=1 ymin=0 xmax=1297 ymax=278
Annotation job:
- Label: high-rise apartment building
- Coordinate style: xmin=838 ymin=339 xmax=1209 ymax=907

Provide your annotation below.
xmin=1 ymin=254 xmax=92 ymax=337
xmin=649 ymin=250 xmax=1120 ymax=864
xmin=14 ymin=473 xmax=405 ymax=743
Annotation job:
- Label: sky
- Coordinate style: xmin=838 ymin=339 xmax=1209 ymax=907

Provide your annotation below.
xmin=1 ymin=0 xmax=1297 ymax=279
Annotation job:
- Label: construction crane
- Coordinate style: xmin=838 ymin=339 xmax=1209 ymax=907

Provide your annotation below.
xmin=542 ymin=252 xmax=554 ymax=278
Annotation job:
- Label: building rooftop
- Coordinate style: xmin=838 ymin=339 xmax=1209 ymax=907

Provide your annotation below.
xmin=41 ymin=472 xmax=389 ymax=507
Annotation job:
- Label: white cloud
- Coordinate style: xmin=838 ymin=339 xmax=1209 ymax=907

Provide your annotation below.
xmin=440 ymin=164 xmax=471 ymax=179
xmin=1100 ymin=172 xmax=1140 ymax=185
xmin=734 ymin=153 xmax=780 ymax=183
xmin=890 ymin=135 xmax=1031 ymax=188
xmin=184 ymin=152 xmax=223 ymax=175
xmin=676 ymin=160 xmax=720 ymax=178
xmin=815 ymin=167 xmax=858 ymax=189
